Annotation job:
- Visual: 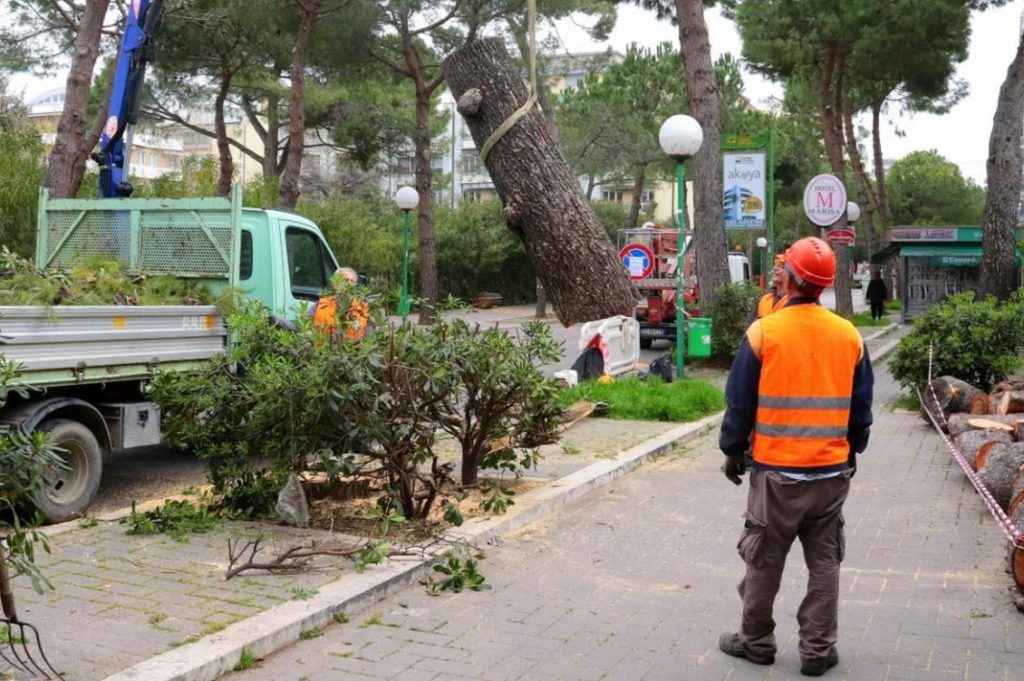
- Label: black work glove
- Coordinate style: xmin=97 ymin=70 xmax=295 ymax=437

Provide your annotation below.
xmin=722 ymin=455 xmax=746 ymax=486
xmin=848 ymin=451 xmax=857 ymax=478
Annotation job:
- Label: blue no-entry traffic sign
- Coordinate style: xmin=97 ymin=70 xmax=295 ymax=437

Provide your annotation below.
xmin=619 ymin=243 xmax=656 ymax=280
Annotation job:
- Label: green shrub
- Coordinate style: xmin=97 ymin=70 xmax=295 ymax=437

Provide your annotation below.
xmin=889 ymin=291 xmax=1024 ymax=391
xmin=0 ymin=354 xmax=64 ymax=594
xmin=705 ymin=282 xmax=762 ymax=360
xmin=434 ymin=200 xmax=535 ymax=303
xmin=0 ymin=126 xmax=45 ymax=257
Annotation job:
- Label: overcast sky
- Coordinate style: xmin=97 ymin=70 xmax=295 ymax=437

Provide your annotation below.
xmin=9 ymin=2 xmax=1021 ymax=186
xmin=553 ymin=1 xmax=1023 ymax=187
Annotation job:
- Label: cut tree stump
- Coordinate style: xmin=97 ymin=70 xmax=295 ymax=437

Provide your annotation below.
xmin=977 ymin=443 xmax=1024 ymax=509
xmin=954 ymin=430 xmax=1012 ymax=470
xmin=990 ymin=389 xmax=1024 ymax=415
xmin=442 ymin=38 xmax=640 ymax=326
xmin=921 ymin=376 xmax=988 ymax=428
xmin=945 ymin=413 xmax=1024 ymax=439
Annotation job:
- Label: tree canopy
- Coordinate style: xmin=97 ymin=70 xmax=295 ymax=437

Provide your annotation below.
xmin=887 ymin=150 xmax=985 ymax=226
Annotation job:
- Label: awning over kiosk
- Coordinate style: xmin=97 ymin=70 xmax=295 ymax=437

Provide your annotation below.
xmin=899 ymin=244 xmax=983 ymax=266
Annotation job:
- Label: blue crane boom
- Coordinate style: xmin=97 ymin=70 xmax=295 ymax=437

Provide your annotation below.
xmin=93 ymin=0 xmax=165 ymax=198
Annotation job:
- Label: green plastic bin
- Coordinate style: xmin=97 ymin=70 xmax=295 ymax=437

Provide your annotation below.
xmin=687 ymin=317 xmax=712 ymax=358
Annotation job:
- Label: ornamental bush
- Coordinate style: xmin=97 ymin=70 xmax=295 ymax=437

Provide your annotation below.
xmin=705 ymin=281 xmax=763 ymax=360
xmin=151 ymin=303 xmax=563 ymax=523
xmin=889 ymin=290 xmax=1024 ymax=391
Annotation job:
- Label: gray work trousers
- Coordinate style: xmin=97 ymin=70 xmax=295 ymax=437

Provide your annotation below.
xmin=735 ymin=469 xmax=850 ymax=662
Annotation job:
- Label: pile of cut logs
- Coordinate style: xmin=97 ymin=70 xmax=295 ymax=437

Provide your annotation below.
xmin=922 ymin=376 xmax=1024 ymax=595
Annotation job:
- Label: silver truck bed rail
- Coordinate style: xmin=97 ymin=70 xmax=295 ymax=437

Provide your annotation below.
xmin=0 ymin=305 xmax=226 ymax=388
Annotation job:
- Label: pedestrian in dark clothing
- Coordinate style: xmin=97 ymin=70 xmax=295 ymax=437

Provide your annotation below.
xmin=717 ymin=237 xmax=874 ymax=677
xmin=865 ymin=271 xmax=887 ymax=322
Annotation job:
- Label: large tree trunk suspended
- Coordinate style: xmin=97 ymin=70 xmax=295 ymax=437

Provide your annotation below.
xmin=44 ymin=0 xmax=110 ymax=198
xmin=979 ymin=33 xmax=1024 ymax=301
xmin=442 ymin=38 xmax=639 ymax=325
xmin=676 ymin=0 xmax=729 ymax=310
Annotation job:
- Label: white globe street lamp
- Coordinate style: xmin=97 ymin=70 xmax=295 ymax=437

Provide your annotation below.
xmin=394 ymin=186 xmax=419 ymax=319
xmin=846 ymin=201 xmax=861 ymax=223
xmin=658 ymin=114 xmax=703 ymax=379
xmin=756 ymin=236 xmax=768 ymax=290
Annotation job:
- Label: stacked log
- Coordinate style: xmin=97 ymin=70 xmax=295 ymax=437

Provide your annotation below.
xmin=926 ymin=375 xmax=1024 ymax=595
xmin=989 ymin=379 xmax=1024 ymax=416
xmin=977 ymin=444 xmax=1024 ymax=509
xmin=922 ymin=376 xmax=990 ymax=427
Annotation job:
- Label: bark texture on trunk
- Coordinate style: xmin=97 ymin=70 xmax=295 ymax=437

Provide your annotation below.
xmin=842 ymin=106 xmax=878 ymax=257
xmin=413 ymin=87 xmax=439 ymax=323
xmin=214 ymin=66 xmax=234 ymax=197
xmin=979 ymin=34 xmax=1024 ymax=300
xmin=442 ymin=39 xmax=639 ymax=325
xmin=627 ymin=162 xmax=647 ymax=229
xmin=676 ymin=0 xmax=729 ymax=310
xmin=817 ymin=45 xmax=851 ymax=317
xmin=278 ymin=5 xmax=318 ymax=209
xmin=44 ymin=0 xmax=110 ymax=198
xmin=871 ymin=103 xmax=893 ymax=229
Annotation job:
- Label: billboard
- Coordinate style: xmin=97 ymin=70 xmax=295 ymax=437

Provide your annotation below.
xmin=723 ymin=151 xmax=767 ymax=230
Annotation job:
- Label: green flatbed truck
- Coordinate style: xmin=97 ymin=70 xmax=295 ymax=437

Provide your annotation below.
xmin=0 ymin=187 xmax=340 ymax=522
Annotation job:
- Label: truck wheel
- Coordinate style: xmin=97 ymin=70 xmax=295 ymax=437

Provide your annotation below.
xmin=640 ymin=338 xmax=653 ymax=350
xmin=32 ymin=419 xmax=104 ymax=523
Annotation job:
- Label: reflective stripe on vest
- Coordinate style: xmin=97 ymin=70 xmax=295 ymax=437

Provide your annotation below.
xmin=751 ymin=304 xmax=863 ymax=470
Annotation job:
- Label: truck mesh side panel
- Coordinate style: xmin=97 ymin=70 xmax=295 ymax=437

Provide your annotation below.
xmin=139 ymin=210 xmax=232 ymax=276
xmin=45 ymin=208 xmax=232 ymax=277
xmin=45 ymin=210 xmax=130 ymax=267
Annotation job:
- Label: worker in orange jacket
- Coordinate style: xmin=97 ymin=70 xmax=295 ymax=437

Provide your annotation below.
xmin=312 ymin=267 xmax=369 ymax=341
xmin=756 ymin=254 xmax=789 ymax=318
xmin=718 ymin=237 xmax=874 ymax=677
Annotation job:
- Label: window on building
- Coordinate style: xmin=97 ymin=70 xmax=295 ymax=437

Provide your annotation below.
xmin=461 ymin=150 xmax=484 ymax=175
xmin=601 ymin=190 xmax=623 ymax=203
xmin=392 ymin=156 xmax=415 ymax=174
xmin=463 ymin=189 xmax=483 ymax=203
xmin=639 ymin=190 xmax=655 ymax=209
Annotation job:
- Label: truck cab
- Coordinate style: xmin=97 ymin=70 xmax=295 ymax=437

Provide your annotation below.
xmin=235 ymin=208 xmax=339 ymax=315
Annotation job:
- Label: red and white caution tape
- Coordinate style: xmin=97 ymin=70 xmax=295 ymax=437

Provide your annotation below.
xmin=920 ymin=344 xmax=1024 ymax=549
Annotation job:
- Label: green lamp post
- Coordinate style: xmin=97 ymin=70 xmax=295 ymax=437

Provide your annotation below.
xmin=658 ymin=114 xmax=703 ymax=379
xmin=394 ymin=186 xmax=419 ymax=320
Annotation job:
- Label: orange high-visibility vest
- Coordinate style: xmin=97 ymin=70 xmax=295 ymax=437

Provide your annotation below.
xmin=313 ymin=295 xmax=368 ymax=340
xmin=747 ymin=304 xmax=863 ymax=469
xmin=756 ymin=292 xmax=788 ymax=319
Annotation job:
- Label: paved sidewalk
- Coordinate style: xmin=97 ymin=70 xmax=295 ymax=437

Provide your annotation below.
xmin=223 ymin=333 xmax=1023 ymax=681
xmin=3 ymin=324 xmax=927 ymax=681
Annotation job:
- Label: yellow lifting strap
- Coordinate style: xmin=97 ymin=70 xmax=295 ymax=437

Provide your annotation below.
xmin=479 ymin=0 xmax=538 ymax=165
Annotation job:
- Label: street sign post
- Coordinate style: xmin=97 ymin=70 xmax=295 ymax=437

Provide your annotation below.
xmin=619 ymin=243 xmax=656 ymax=280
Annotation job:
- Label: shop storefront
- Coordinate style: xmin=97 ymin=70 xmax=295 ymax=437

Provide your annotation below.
xmin=873 ymin=227 xmax=1021 ymax=323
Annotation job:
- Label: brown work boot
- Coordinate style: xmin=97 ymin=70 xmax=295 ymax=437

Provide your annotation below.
xmin=800 ymin=646 xmax=839 ymax=676
xmin=718 ymin=632 xmax=775 ymax=665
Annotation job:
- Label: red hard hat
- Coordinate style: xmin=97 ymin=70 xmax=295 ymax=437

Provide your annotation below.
xmin=785 ymin=237 xmax=835 ymax=287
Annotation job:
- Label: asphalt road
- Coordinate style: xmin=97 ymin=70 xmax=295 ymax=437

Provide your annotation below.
xmin=87 ymin=289 xmax=869 ymax=517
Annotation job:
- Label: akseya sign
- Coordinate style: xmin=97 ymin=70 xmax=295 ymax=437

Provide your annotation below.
xmin=723 ymin=152 xmax=767 ymax=230
xmin=803 ymin=174 xmax=847 ymax=227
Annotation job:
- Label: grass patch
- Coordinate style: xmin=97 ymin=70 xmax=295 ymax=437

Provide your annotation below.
xmin=121 ymin=499 xmax=219 ymax=542
xmin=885 ymin=299 xmax=901 ymax=311
xmin=850 ymin=312 xmax=890 ymax=327
xmin=892 ymin=393 xmax=920 ymax=412
xmin=560 ymin=376 xmax=724 ymax=422
xmin=360 ymin=613 xmax=383 ymax=628
xmin=234 ymin=649 xmax=260 ymax=671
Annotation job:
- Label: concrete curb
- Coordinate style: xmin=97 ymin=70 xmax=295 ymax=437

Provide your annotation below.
xmin=100 ymin=412 xmax=724 ymax=681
